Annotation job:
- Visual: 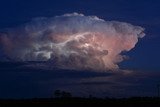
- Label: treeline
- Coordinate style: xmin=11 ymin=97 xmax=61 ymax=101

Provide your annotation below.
xmin=0 ymin=97 xmax=160 ymax=107
xmin=0 ymin=90 xmax=160 ymax=106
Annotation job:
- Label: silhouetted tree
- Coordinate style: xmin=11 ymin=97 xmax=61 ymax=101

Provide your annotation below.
xmin=54 ymin=90 xmax=72 ymax=98
xmin=61 ymin=91 xmax=72 ymax=98
xmin=89 ymin=94 xmax=93 ymax=99
xmin=54 ymin=90 xmax=61 ymax=98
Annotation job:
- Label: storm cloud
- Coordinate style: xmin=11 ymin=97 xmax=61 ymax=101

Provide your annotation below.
xmin=0 ymin=13 xmax=145 ymax=71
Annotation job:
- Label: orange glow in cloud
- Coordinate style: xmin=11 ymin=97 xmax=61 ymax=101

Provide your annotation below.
xmin=0 ymin=13 xmax=145 ymax=71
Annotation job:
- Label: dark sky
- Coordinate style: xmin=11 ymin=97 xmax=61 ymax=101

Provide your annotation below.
xmin=0 ymin=0 xmax=160 ymax=98
xmin=0 ymin=0 xmax=160 ymax=70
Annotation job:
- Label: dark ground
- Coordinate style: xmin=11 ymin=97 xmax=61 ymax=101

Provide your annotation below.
xmin=0 ymin=97 xmax=160 ymax=107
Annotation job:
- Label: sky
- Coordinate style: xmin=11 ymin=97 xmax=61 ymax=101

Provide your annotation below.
xmin=0 ymin=0 xmax=160 ymax=98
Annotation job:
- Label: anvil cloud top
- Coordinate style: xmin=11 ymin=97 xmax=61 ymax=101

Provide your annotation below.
xmin=0 ymin=13 xmax=145 ymax=71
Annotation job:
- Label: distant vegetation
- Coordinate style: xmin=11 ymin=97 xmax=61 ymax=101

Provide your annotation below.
xmin=54 ymin=90 xmax=72 ymax=98
xmin=0 ymin=97 xmax=160 ymax=107
xmin=0 ymin=90 xmax=160 ymax=107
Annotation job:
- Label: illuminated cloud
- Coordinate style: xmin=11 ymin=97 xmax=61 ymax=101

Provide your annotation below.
xmin=0 ymin=13 xmax=145 ymax=71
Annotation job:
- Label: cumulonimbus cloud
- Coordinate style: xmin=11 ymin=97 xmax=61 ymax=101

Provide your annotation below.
xmin=0 ymin=13 xmax=145 ymax=71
